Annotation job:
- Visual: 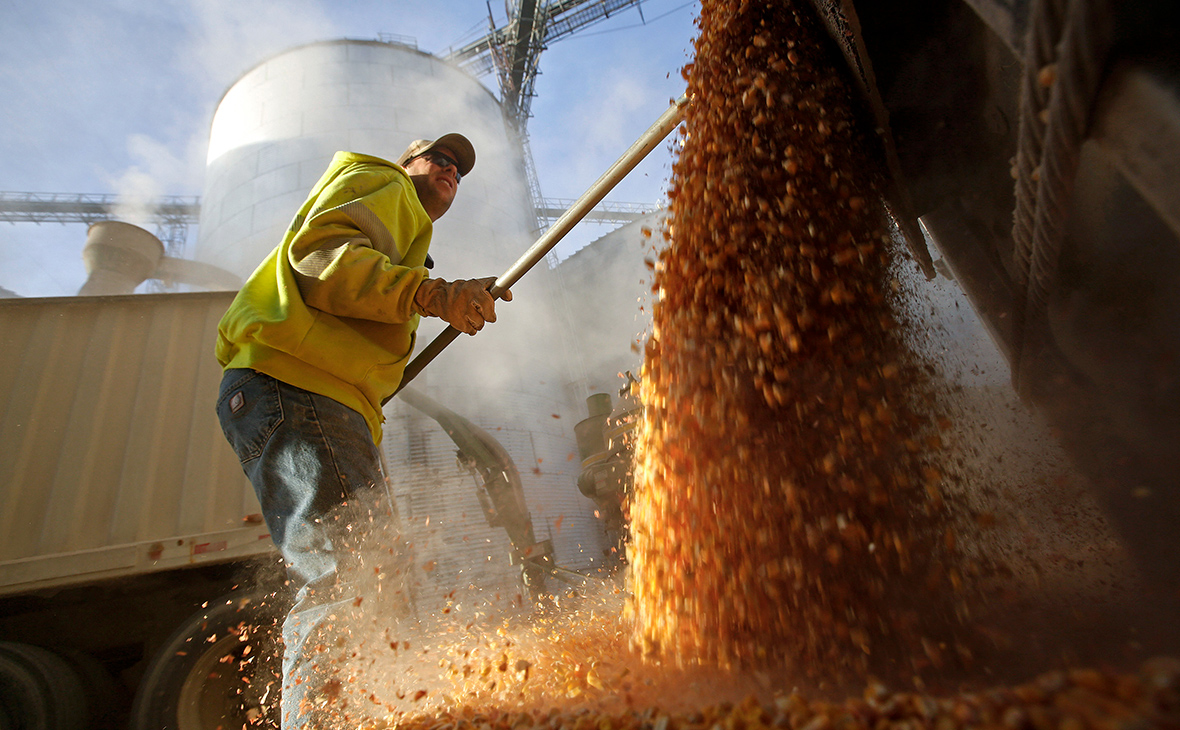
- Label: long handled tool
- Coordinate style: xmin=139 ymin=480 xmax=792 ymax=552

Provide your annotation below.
xmin=391 ymin=93 xmax=690 ymax=397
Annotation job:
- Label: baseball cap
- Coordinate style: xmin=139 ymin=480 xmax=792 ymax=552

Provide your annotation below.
xmin=396 ymin=133 xmax=476 ymax=177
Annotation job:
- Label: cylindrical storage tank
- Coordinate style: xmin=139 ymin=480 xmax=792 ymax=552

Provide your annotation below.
xmin=196 ymin=40 xmax=605 ymax=612
xmin=78 ymin=221 xmax=164 ymax=296
xmin=551 ymin=213 xmax=663 ymax=394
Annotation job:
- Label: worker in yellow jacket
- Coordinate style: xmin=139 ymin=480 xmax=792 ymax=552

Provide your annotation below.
xmin=214 ymin=134 xmax=509 ymax=729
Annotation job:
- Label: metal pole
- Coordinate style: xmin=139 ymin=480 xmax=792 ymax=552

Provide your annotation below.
xmin=392 ymin=93 xmax=690 ymax=396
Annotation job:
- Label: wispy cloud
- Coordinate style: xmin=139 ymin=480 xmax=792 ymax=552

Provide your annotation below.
xmin=180 ymin=0 xmax=340 ymax=93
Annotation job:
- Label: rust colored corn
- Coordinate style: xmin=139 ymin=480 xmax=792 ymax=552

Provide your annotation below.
xmin=345 ymin=658 xmax=1180 ymax=730
xmin=627 ymin=0 xmax=962 ymax=676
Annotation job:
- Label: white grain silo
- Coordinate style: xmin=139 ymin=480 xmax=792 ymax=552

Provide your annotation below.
xmin=552 ymin=213 xmax=663 ymax=394
xmin=196 ymin=39 xmax=605 ymax=613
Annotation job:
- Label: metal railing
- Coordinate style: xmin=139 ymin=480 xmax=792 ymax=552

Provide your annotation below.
xmin=376 ymin=33 xmax=418 ymax=49
xmin=0 ymin=191 xmax=655 ymax=230
xmin=0 ymin=192 xmax=200 ymax=225
xmin=536 ymin=197 xmax=659 ymax=225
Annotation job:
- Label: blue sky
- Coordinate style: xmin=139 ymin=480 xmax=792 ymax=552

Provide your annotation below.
xmin=0 ymin=0 xmax=697 ymax=297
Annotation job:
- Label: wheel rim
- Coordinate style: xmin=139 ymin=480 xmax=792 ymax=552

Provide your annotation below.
xmin=175 ymin=631 xmax=268 ymax=730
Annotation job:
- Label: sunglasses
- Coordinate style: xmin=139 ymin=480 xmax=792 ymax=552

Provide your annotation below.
xmin=420 ymin=151 xmax=462 ymax=182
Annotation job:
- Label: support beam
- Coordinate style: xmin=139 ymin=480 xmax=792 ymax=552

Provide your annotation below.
xmin=0 ymin=192 xmax=199 ymax=225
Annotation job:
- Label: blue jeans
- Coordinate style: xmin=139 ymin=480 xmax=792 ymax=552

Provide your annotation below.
xmin=216 ymin=369 xmax=399 ymax=729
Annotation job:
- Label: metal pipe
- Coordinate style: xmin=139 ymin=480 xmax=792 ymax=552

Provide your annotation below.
xmin=391 ymin=93 xmax=690 ymax=396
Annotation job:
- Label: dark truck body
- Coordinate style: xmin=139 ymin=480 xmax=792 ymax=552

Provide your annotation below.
xmin=806 ymin=0 xmax=1179 ymax=584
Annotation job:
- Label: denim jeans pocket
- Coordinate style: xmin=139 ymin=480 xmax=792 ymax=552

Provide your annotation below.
xmin=216 ymin=369 xmax=284 ymax=464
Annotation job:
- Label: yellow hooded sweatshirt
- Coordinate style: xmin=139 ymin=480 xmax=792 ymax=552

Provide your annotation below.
xmin=216 ymin=151 xmax=432 ymax=443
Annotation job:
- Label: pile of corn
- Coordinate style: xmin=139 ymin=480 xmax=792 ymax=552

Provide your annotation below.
xmin=628 ymin=0 xmax=962 ymax=677
xmin=357 ymin=656 xmax=1180 ymax=730
xmin=298 ymin=595 xmax=1178 ymax=730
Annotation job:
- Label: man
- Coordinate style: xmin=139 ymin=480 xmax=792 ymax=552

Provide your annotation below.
xmin=214 ymin=134 xmax=509 ymax=728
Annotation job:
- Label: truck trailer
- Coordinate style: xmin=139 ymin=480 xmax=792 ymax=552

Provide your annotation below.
xmin=801 ymin=0 xmax=1180 ymax=586
xmin=0 ymin=290 xmax=286 ymax=729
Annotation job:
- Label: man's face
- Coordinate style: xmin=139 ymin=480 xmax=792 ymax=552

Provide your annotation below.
xmin=405 ymin=146 xmax=461 ymax=221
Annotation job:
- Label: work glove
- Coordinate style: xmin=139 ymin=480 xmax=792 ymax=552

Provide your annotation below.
xmin=412 ymin=276 xmax=512 ymax=335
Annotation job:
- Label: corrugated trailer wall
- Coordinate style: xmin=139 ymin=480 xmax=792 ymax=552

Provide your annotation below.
xmin=0 ymin=291 xmax=274 ymax=596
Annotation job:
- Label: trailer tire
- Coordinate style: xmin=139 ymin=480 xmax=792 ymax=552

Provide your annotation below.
xmin=129 ymin=592 xmax=285 ymax=730
xmin=0 ymin=642 xmax=88 ymax=730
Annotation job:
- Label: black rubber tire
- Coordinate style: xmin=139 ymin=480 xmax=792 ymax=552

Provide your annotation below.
xmin=58 ymin=650 xmax=119 ymax=730
xmin=129 ymin=592 xmax=285 ymax=730
xmin=0 ymin=642 xmax=88 ymax=730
